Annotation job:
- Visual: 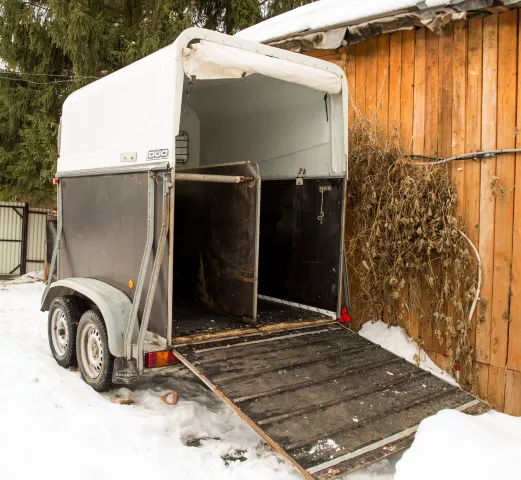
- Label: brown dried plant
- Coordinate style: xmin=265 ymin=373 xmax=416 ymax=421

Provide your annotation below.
xmin=345 ymin=118 xmax=476 ymax=387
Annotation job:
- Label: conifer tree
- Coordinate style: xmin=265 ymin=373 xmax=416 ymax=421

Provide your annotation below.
xmin=0 ymin=0 xmax=312 ymax=204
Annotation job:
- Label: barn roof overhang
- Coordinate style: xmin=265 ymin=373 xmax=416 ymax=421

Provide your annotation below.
xmin=236 ymin=0 xmax=521 ymax=52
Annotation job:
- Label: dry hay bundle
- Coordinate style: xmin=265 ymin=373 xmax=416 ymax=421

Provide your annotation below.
xmin=346 ymin=118 xmax=477 ymax=386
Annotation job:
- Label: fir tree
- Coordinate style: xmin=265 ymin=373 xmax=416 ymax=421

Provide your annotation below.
xmin=0 ymin=0 xmax=312 ymax=204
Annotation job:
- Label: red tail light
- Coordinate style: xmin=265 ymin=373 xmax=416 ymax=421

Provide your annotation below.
xmin=53 ymin=178 xmax=59 ymax=185
xmin=145 ymin=350 xmax=180 ymax=368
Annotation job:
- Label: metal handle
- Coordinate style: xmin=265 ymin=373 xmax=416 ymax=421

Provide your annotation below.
xmin=175 ymin=173 xmax=253 ymax=184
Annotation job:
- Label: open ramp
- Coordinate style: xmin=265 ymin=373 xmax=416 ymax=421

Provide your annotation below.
xmin=174 ymin=322 xmax=489 ymax=479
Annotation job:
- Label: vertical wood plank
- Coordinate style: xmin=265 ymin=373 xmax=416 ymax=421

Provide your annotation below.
xmin=435 ymin=25 xmax=454 ymax=356
xmin=355 ymin=42 xmax=367 ymax=116
xmin=438 ymin=25 xmax=453 ymax=158
xmin=400 ymin=29 xmax=417 ymax=336
xmin=490 ymin=9 xmax=517 ymax=370
xmin=452 ymin=20 xmax=468 ymax=219
xmin=389 ymin=32 xmax=402 ymax=132
xmin=422 ymin=29 xmax=439 ymax=351
xmin=412 ymin=28 xmax=426 ymax=155
xmin=488 ymin=365 xmax=506 ymax=411
xmin=424 ymin=29 xmax=439 ymax=157
xmin=366 ymin=37 xmax=379 ymax=119
xmin=465 ymin=17 xmax=483 ymax=352
xmin=504 ymin=369 xmax=521 ymax=415
xmin=477 ymin=13 xmax=498 ymax=366
xmin=508 ymin=11 xmax=521 ymax=373
xmin=401 ymin=29 xmax=415 ymax=151
xmin=465 ymin=17 xmax=482 ymax=245
xmin=410 ymin=1 xmax=425 ymax=338
xmin=376 ymin=34 xmax=390 ymax=131
xmin=345 ymin=45 xmax=357 ymax=126
xmin=475 ymin=361 xmax=490 ymax=401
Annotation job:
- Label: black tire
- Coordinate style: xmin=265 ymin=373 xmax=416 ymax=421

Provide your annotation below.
xmin=76 ymin=309 xmax=114 ymax=392
xmin=48 ymin=296 xmax=83 ymax=368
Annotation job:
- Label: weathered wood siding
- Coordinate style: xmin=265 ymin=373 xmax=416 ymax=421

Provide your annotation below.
xmin=307 ymin=10 xmax=521 ymax=414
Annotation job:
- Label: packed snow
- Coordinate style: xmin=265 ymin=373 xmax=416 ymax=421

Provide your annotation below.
xmin=1 ymin=277 xmax=521 ymax=480
xmin=396 ymin=409 xmax=521 ymax=479
xmin=358 ymin=320 xmax=457 ymax=385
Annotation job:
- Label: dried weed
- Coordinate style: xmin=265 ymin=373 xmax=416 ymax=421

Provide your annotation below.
xmin=346 ymin=118 xmax=476 ymax=387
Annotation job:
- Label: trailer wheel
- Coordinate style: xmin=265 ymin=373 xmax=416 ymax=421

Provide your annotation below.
xmin=48 ymin=296 xmax=83 ymax=368
xmin=76 ymin=309 xmax=114 ymax=392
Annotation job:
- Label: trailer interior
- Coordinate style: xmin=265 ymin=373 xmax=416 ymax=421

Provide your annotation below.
xmin=171 ymin=73 xmax=345 ymax=339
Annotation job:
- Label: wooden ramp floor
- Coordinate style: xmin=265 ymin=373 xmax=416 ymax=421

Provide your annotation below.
xmin=174 ymin=323 xmax=489 ymax=479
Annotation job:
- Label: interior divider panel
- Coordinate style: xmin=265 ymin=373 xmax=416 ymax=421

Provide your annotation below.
xmin=174 ymin=323 xmax=489 ymax=479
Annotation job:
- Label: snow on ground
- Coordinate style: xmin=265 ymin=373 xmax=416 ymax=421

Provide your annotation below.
xmin=0 ymin=279 xmax=394 ymax=479
xmin=2 ymin=279 xmax=521 ymax=480
xmin=0 ymin=281 xmax=299 ymax=480
xmin=359 ymin=320 xmax=457 ymax=385
xmin=0 ymin=270 xmax=43 ymax=284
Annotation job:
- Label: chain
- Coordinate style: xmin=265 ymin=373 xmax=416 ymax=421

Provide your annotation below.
xmin=184 ymin=76 xmax=195 ymax=115
xmin=318 ymin=188 xmax=325 ymax=224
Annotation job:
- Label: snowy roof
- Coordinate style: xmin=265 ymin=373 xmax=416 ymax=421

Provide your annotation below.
xmin=236 ymin=0 xmax=505 ymax=51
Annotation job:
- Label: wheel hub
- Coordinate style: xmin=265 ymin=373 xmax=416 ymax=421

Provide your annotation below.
xmin=82 ymin=324 xmax=104 ymax=379
xmin=51 ymin=309 xmax=69 ymax=357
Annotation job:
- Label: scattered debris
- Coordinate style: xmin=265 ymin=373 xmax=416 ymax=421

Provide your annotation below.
xmin=160 ymin=391 xmax=179 ymax=405
xmin=111 ymin=397 xmax=135 ymax=405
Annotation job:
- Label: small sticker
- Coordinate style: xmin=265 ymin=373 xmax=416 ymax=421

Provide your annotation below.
xmin=147 ymin=148 xmax=169 ymax=161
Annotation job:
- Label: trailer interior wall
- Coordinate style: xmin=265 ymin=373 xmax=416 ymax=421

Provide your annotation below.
xmin=172 ymin=74 xmax=345 ymax=336
xmin=188 ymin=74 xmax=345 ymax=178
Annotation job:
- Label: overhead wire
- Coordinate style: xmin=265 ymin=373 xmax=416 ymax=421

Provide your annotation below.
xmin=0 ymin=69 xmax=100 ymax=79
xmin=0 ymin=69 xmax=101 ymax=85
xmin=408 ymin=148 xmax=521 ymax=165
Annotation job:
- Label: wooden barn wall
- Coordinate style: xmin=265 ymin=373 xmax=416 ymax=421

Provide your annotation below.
xmin=306 ymin=10 xmax=521 ymax=414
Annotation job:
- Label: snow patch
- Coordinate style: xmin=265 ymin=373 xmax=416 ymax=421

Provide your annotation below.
xmin=0 ymin=270 xmax=44 ymax=285
xmin=358 ymin=320 xmax=457 ymax=385
xmin=308 ymin=438 xmax=341 ymax=455
xmin=395 ymin=409 xmax=521 ymax=480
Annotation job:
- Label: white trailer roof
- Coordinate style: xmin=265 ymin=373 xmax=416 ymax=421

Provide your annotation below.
xmin=57 ymin=28 xmax=346 ymax=175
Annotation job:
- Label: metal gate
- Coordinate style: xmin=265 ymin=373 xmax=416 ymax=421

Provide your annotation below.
xmin=0 ymin=202 xmax=52 ymax=277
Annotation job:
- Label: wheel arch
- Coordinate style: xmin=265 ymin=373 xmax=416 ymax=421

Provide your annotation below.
xmin=41 ymin=278 xmax=137 ymax=357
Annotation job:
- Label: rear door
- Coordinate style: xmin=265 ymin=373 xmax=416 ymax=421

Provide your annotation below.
xmin=174 ymin=162 xmax=260 ymax=321
xmin=174 ymin=323 xmax=488 ymax=479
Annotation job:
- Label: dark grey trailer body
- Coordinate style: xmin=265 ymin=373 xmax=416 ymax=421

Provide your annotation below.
xmin=59 ymin=171 xmax=169 ymax=338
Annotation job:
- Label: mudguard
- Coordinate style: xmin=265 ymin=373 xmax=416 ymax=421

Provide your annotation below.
xmin=41 ymin=277 xmax=138 ymax=357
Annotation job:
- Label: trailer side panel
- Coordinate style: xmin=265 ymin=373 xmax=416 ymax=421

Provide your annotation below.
xmin=59 ymin=171 xmax=169 ymax=338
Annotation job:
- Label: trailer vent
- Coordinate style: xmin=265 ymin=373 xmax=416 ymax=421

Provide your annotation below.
xmin=175 ymin=131 xmax=189 ymax=165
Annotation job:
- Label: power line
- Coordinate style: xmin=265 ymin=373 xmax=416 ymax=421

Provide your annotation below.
xmin=0 ymin=68 xmax=100 ymax=81
xmin=0 ymin=75 xmax=80 ymax=85
xmin=0 ymin=74 xmax=100 ymax=86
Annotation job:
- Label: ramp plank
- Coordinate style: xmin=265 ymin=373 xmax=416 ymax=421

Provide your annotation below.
xmin=174 ymin=323 xmax=488 ymax=478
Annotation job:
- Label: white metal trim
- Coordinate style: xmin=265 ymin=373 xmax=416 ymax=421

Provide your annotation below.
xmin=194 ymin=328 xmax=334 ymax=354
xmin=258 ymin=294 xmax=336 ymax=318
